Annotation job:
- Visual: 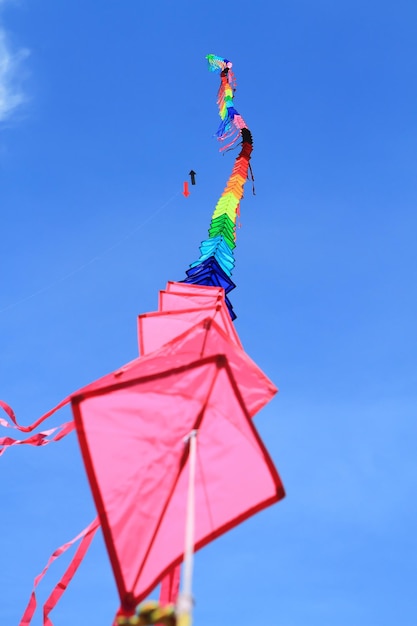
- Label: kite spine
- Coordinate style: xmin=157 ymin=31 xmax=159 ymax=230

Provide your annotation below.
xmin=183 ymin=55 xmax=253 ymax=320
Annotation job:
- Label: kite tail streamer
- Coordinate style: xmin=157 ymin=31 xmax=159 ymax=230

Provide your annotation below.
xmin=182 ymin=54 xmax=254 ymax=320
xmin=0 ymin=398 xmax=74 ymax=455
xmin=19 ymin=518 xmax=100 ymax=626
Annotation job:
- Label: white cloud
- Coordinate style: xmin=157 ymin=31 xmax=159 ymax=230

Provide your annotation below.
xmin=0 ymin=20 xmax=28 ymax=122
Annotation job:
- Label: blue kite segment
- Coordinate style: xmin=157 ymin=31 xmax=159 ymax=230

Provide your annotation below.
xmin=183 ymin=258 xmax=237 ymax=320
xmin=190 ymin=236 xmax=235 ymax=276
xmin=184 ymin=258 xmax=236 ymax=293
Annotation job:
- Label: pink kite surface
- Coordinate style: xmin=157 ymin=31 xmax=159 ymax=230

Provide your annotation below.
xmin=71 ymin=316 xmax=284 ymax=610
xmin=138 ymin=288 xmax=241 ymax=355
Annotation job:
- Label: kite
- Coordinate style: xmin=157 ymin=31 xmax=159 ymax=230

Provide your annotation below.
xmin=189 ymin=170 xmax=196 ymax=185
xmin=182 ymin=181 xmax=190 ymax=197
xmin=0 ymin=55 xmax=285 ymax=626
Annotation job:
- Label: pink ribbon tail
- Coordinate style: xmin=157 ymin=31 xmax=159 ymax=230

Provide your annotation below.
xmin=0 ymin=396 xmax=71 ymax=433
xmin=0 ymin=421 xmax=75 ymax=456
xmin=19 ymin=517 xmax=100 ymax=626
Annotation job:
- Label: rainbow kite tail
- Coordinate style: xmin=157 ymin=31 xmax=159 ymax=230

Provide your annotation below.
xmin=182 ymin=55 xmax=253 ymax=320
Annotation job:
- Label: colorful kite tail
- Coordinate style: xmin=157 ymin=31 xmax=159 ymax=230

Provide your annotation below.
xmin=182 ymin=55 xmax=254 ymax=320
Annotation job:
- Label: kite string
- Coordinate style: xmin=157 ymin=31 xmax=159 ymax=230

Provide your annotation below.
xmin=0 ymin=190 xmax=181 ymax=315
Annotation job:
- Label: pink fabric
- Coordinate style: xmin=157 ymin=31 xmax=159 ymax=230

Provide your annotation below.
xmin=0 ymin=398 xmax=74 ymax=456
xmin=42 ymin=519 xmax=99 ymax=626
xmin=159 ymin=289 xmax=224 ymax=311
xmin=0 ymin=422 xmax=74 ymax=456
xmin=19 ymin=518 xmax=99 ymax=626
xmin=159 ymin=283 xmax=227 ymax=314
xmin=138 ymin=304 xmax=240 ymax=356
xmin=71 ymin=298 xmax=284 ymax=610
xmin=232 ymin=114 xmax=248 ymax=130
xmin=165 ymin=281 xmax=224 ymax=297
xmin=0 ymin=396 xmax=74 ymax=456
xmin=74 ymin=319 xmax=276 ymax=420
xmin=0 ymin=399 xmax=16 ymax=424
xmin=157 ymin=284 xmax=241 ymax=354
xmin=0 ymin=397 xmax=71 ymax=433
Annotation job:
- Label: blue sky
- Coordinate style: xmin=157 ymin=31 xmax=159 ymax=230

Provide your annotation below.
xmin=1 ymin=0 xmax=417 ymax=624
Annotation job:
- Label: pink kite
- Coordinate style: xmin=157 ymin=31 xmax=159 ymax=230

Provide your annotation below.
xmin=72 ymin=282 xmax=284 ymax=611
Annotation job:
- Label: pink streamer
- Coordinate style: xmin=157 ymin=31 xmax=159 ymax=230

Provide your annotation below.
xmin=19 ymin=518 xmax=100 ymax=626
xmin=0 ymin=397 xmax=71 ymax=433
xmin=0 ymin=421 xmax=74 ymax=456
xmin=0 ymin=397 xmax=74 ymax=455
